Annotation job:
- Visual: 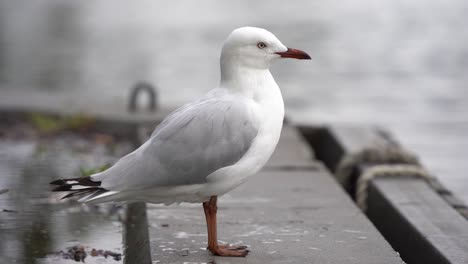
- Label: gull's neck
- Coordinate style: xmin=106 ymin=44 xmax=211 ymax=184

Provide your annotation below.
xmin=219 ymin=56 xmax=276 ymax=99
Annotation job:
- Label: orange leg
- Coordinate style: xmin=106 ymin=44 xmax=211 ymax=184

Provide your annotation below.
xmin=202 ymin=196 xmax=249 ymax=257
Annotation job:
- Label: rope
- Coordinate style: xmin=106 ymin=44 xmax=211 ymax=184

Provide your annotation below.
xmin=335 ymin=145 xmax=433 ymax=211
xmin=356 ymin=164 xmax=432 ymax=211
xmin=335 ymin=145 xmax=420 ymax=185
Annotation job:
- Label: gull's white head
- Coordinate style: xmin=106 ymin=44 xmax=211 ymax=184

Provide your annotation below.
xmin=221 ymin=27 xmax=311 ymax=70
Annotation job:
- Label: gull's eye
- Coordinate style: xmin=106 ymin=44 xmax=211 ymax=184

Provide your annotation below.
xmin=257 ymin=42 xmax=267 ymax=49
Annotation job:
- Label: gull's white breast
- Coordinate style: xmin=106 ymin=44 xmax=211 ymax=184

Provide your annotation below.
xmin=202 ymin=70 xmax=285 ymax=197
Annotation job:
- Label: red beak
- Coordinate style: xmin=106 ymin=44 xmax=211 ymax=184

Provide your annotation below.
xmin=275 ymin=48 xmax=311 ymax=60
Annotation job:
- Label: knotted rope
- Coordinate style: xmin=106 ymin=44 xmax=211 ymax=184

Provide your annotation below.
xmin=335 ymin=145 xmax=433 ymax=211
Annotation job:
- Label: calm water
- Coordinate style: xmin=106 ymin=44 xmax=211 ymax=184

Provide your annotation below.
xmin=0 ymin=134 xmax=133 ymax=263
xmin=0 ymin=1 xmax=467 ymax=203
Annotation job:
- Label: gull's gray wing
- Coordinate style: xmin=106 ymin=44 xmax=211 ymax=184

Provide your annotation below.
xmin=97 ymin=94 xmax=259 ymax=191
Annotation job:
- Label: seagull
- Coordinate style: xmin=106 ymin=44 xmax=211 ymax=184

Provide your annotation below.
xmin=51 ymin=27 xmax=310 ymax=257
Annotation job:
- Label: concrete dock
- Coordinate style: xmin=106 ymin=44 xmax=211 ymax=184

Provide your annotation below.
xmin=145 ymin=127 xmax=403 ymax=263
xmin=0 ymin=108 xmax=405 ymax=263
xmin=302 ymin=125 xmax=468 ymax=264
xmin=2 ymin=105 xmax=468 ymax=263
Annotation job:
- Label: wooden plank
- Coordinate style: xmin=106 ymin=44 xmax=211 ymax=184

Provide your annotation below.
xmin=368 ymin=177 xmax=468 ymax=264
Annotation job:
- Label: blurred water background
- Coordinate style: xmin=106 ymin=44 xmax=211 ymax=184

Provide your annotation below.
xmin=0 ymin=0 xmax=467 ymax=203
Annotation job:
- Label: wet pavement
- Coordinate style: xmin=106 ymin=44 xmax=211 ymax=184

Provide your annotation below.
xmin=0 ymin=118 xmax=133 ymax=263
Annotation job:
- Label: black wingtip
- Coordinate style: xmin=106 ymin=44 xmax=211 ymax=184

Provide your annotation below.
xmin=50 ymin=179 xmax=67 ymax=185
xmin=60 ymin=189 xmax=107 ymax=200
xmin=49 ymin=177 xmax=101 ymax=187
xmin=60 ymin=193 xmax=75 ymax=200
xmin=50 ymin=177 xmax=105 ymax=200
xmin=60 ymin=191 xmax=89 ymax=200
xmin=52 ymin=185 xmax=72 ymax=192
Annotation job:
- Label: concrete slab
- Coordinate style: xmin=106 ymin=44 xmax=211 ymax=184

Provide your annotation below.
xmin=265 ymin=125 xmax=316 ymax=169
xmin=369 ymin=178 xmax=468 ymax=264
xmin=146 ymin=167 xmax=403 ymax=264
xmin=144 ymin=125 xmax=403 ymax=264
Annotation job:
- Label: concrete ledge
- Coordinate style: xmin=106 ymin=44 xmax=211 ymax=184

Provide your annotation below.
xmin=265 ymin=126 xmax=317 ymax=169
xmin=0 ymin=90 xmax=174 ymax=124
xmin=147 ymin=168 xmax=403 ymax=264
xmin=368 ymin=177 xmax=468 ymax=264
xmin=299 ymin=125 xmax=396 ymax=194
xmin=145 ymin=126 xmax=403 ymax=264
xmin=299 ymin=124 xmax=468 ymax=264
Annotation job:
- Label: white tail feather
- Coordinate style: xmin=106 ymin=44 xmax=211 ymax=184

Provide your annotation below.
xmin=79 ymin=191 xmax=120 ymax=203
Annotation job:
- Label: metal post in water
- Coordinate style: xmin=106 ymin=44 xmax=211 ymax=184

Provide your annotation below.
xmin=123 ymin=202 xmax=152 ymax=264
xmin=123 ymin=83 xmax=158 ymax=264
